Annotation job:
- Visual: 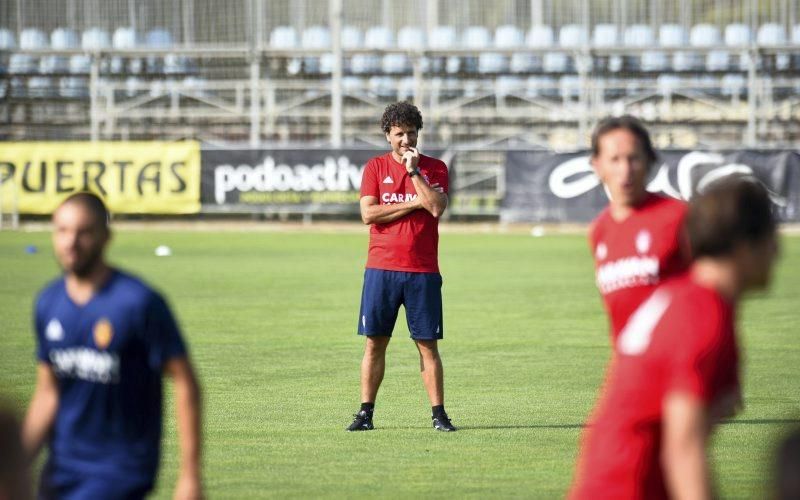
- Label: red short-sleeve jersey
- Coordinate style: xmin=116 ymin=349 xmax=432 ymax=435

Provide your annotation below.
xmin=570 ymin=274 xmax=740 ymax=500
xmin=360 ymin=153 xmax=449 ymax=273
xmin=589 ymin=194 xmax=689 ymax=340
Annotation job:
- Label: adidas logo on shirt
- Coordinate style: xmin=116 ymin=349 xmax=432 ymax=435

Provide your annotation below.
xmin=46 ymin=319 xmax=64 ymax=341
xmin=382 ymin=176 xmax=394 ymax=184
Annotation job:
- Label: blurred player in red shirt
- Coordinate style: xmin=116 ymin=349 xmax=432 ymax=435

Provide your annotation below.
xmin=589 ymin=116 xmax=690 ymax=341
xmin=346 ymin=102 xmax=455 ymax=432
xmin=570 ymin=178 xmax=779 ymax=499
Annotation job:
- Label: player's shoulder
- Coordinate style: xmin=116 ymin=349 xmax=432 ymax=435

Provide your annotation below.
xmin=589 ymin=207 xmax=612 ymax=241
xmin=645 ymin=193 xmax=688 ymax=220
xmin=662 ymin=274 xmax=730 ymax=340
xmin=366 ymin=152 xmax=392 ymax=168
xmin=420 ymin=154 xmax=447 ymax=171
xmin=109 ymin=269 xmax=165 ymax=307
xmin=36 ymin=276 xmax=66 ymax=309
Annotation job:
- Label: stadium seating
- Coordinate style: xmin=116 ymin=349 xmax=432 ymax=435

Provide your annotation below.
xmin=351 ymin=26 xmax=393 ymax=75
xmin=42 ymin=28 xmax=78 ymax=74
xmin=721 ymin=73 xmax=746 ymax=97
xmin=461 ymin=26 xmax=492 ymax=73
xmin=111 ymin=27 xmax=141 ymax=74
xmin=368 ymin=75 xmax=395 ymax=99
xmin=523 ymin=25 xmax=555 ymax=73
xmin=593 ymin=24 xmax=622 ymax=72
xmin=757 ymin=23 xmax=789 ymax=70
xmin=10 ymin=28 xmax=46 ymax=76
xmin=559 ymin=74 xmax=581 ymax=100
xmin=525 ymin=75 xmax=557 ymax=98
xmin=496 ymin=75 xmax=523 ymax=99
xmin=724 ymin=23 xmax=751 ymax=71
xmin=397 ymin=75 xmax=416 ymax=101
xmin=0 ymin=17 xmax=797 ymax=146
xmin=269 ymin=26 xmax=301 ymax=75
xmin=340 ymin=26 xmax=363 ymax=73
xmin=488 ymin=25 xmax=523 ymax=74
xmin=659 ymin=24 xmax=690 ymax=71
xmin=427 ymin=26 xmax=460 ymax=74
xmin=623 ymin=24 xmax=655 ymax=71
xmin=559 ymin=24 xmax=589 ymax=72
xmin=382 ymin=26 xmax=424 ymax=74
xmin=793 ymin=25 xmax=800 ymax=69
xmin=302 ymin=26 xmax=332 ymax=74
xmin=689 ymin=24 xmax=725 ymax=72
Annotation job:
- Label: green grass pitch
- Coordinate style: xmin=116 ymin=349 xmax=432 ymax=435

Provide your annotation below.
xmin=1 ymin=228 xmax=798 ymax=498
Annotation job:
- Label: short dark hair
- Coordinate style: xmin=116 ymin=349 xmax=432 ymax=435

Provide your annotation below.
xmin=381 ymin=101 xmax=423 ymax=134
xmin=590 ymin=115 xmax=657 ymax=167
xmin=688 ymin=177 xmax=776 ymax=258
xmin=59 ymin=192 xmax=110 ymax=230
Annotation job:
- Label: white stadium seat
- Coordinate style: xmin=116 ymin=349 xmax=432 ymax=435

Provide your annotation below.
xmin=593 ymin=24 xmax=622 ymax=72
xmin=523 ymin=25 xmax=554 ymax=73
xmin=302 ymin=26 xmax=332 ymax=74
xmin=428 ymin=26 xmax=460 ymax=74
xmin=659 ymin=24 xmax=690 ymax=71
xmin=461 ymin=26 xmax=492 ymax=73
xmin=270 ymin=26 xmax=301 ymax=75
xmin=352 ymin=26 xmax=393 ymax=74
xmin=757 ymin=23 xmax=789 ymax=70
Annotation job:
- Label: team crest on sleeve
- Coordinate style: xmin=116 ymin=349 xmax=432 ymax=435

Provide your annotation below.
xmin=635 ymin=230 xmax=652 ymax=254
xmin=93 ymin=318 xmax=114 ymax=350
xmin=45 ymin=319 xmax=65 ymax=341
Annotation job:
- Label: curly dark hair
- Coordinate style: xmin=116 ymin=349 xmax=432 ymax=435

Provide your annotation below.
xmin=381 ymin=101 xmax=423 ymax=134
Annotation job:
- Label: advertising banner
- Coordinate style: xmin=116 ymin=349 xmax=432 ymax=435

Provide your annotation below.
xmin=0 ymin=141 xmax=201 ymax=214
xmin=502 ymin=150 xmax=800 ymax=223
xmin=201 ymin=149 xmax=449 ymax=212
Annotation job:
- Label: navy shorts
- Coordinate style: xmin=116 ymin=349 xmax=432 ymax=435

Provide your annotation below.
xmin=358 ymin=268 xmax=443 ymax=340
xmin=39 ymin=463 xmax=153 ymax=500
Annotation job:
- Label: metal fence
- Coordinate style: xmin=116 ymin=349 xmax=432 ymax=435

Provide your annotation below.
xmin=1 ymin=0 xmax=799 ymax=148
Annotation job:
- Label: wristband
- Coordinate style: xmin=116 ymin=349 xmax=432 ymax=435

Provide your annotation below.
xmin=408 ymin=169 xmax=420 ymax=177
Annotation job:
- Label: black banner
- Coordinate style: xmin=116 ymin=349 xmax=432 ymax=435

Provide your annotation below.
xmin=502 ymin=150 xmax=800 ymax=222
xmin=201 ymin=148 xmax=450 ymax=212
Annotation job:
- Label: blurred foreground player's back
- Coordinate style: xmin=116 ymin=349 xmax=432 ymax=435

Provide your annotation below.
xmin=571 ymin=178 xmax=779 ymax=500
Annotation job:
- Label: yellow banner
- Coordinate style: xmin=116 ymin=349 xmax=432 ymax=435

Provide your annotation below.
xmin=0 ymin=141 xmax=201 ymax=214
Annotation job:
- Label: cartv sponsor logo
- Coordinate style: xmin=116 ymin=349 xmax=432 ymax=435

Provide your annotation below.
xmin=214 ymin=156 xmax=364 ymax=204
xmin=49 ymin=348 xmax=120 ymax=384
xmin=381 ymin=193 xmax=418 ymax=204
xmin=596 ymin=256 xmax=660 ymax=294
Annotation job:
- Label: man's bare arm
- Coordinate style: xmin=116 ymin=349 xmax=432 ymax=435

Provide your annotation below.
xmin=360 ymin=196 xmax=421 ymax=225
xmin=164 ymin=357 xmax=203 ymax=500
xmin=410 ymin=176 xmax=448 ymax=218
xmin=22 ymin=363 xmax=59 ymax=463
xmin=402 ymin=147 xmax=447 ymax=218
xmin=662 ymin=391 xmax=712 ymax=500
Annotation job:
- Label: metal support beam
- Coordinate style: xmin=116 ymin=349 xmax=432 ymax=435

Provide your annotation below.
xmin=90 ymin=55 xmax=100 ymax=142
xmin=249 ymin=58 xmax=261 ymax=146
xmin=531 ymin=0 xmax=543 ymax=26
xmin=330 ymin=0 xmax=343 ymax=148
xmin=249 ymin=0 xmax=263 ymax=146
xmin=746 ymin=49 xmax=757 ymax=147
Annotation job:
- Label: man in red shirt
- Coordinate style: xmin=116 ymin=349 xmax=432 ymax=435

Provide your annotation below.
xmin=570 ymin=179 xmax=779 ymax=499
xmin=346 ymin=102 xmax=455 ymax=432
xmin=589 ymin=116 xmax=690 ymax=341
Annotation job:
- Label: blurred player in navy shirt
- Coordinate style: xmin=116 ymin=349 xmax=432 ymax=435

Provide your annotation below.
xmin=21 ymin=192 xmax=203 ymax=500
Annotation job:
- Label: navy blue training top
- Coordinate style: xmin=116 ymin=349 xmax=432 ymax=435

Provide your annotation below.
xmin=34 ymin=269 xmax=187 ymax=482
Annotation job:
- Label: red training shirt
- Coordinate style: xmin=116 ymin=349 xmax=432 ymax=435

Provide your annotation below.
xmin=360 ymin=153 xmax=449 ymax=273
xmin=589 ymin=193 xmax=689 ymax=340
xmin=570 ymin=274 xmax=740 ymax=500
